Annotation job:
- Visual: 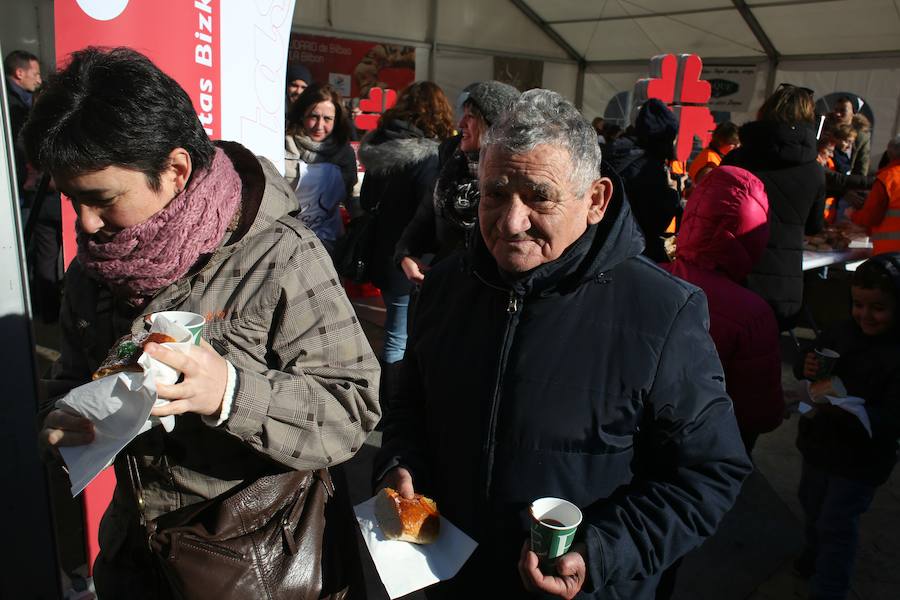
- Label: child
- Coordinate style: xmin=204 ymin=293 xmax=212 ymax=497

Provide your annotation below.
xmin=794 ymin=253 xmax=900 ymax=600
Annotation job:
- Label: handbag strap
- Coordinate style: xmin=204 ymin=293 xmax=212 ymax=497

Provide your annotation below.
xmin=126 ymin=453 xmax=148 ymax=527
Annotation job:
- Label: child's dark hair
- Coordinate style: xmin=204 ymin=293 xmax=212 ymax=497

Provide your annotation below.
xmin=852 ymin=253 xmax=900 ymax=301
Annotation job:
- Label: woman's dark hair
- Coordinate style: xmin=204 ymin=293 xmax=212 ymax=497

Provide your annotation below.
xmin=852 ymin=254 xmax=900 ymax=302
xmin=380 ymin=81 xmax=454 ymax=139
xmin=286 ymin=82 xmax=350 ymax=145
xmin=21 ymin=47 xmax=215 ymax=190
xmin=712 ymin=121 xmax=740 ymax=145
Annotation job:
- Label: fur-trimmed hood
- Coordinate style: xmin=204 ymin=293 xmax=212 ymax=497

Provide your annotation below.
xmin=358 ymin=120 xmax=440 ymax=176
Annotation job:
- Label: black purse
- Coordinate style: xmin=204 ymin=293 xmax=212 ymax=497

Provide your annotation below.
xmin=334 ymin=185 xmax=389 ymax=284
xmin=334 ymin=210 xmax=377 ymax=284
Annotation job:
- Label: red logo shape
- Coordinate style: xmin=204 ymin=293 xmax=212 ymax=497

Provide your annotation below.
xmin=355 ymin=87 xmax=397 ymax=130
xmin=636 ymin=53 xmax=715 ymax=164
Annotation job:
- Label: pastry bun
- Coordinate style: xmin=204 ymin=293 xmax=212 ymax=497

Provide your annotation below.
xmin=92 ymin=332 xmax=176 ymax=380
xmin=374 ymin=487 xmax=440 ymax=544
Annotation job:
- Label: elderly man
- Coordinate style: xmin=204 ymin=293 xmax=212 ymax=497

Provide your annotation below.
xmin=375 ymin=90 xmax=751 ymax=599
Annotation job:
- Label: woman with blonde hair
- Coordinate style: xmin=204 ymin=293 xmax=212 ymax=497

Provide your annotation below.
xmin=357 ymin=81 xmax=454 ymax=374
xmin=723 ymin=83 xmax=826 ymax=328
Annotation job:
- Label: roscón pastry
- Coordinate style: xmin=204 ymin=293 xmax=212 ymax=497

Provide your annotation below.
xmin=374 ymin=487 xmax=440 ymax=544
xmin=92 ymin=332 xmax=176 ymax=380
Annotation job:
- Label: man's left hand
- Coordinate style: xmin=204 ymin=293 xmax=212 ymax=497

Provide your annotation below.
xmin=145 ymin=339 xmax=228 ymax=417
xmin=519 ymin=540 xmax=587 ymax=599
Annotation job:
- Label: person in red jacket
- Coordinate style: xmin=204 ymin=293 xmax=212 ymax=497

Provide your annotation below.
xmin=663 ymin=165 xmax=784 ymax=453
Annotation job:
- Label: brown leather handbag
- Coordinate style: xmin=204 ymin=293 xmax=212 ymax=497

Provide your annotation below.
xmin=128 ymin=457 xmax=350 ymax=600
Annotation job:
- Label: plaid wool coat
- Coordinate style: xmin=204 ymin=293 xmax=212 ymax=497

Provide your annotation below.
xmin=47 ymin=143 xmax=380 ymax=569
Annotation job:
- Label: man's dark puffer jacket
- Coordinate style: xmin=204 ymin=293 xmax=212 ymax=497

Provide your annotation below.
xmin=377 ymin=170 xmax=752 ymax=599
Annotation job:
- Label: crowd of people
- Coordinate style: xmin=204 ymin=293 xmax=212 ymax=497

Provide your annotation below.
xmin=6 ymin=44 xmax=898 ymax=600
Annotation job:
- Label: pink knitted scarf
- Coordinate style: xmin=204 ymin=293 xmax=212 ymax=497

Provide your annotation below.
xmin=77 ymin=147 xmax=242 ymax=306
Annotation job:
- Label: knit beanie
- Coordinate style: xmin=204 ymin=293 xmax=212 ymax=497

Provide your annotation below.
xmin=286 ymin=64 xmax=312 ymax=85
xmin=464 ymin=80 xmax=521 ymax=125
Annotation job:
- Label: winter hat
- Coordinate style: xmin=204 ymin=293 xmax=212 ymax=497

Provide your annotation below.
xmin=635 ymin=98 xmax=679 ymax=144
xmin=286 ymin=64 xmax=312 ymax=85
xmin=463 ymin=80 xmax=521 ymax=125
xmin=635 ymin=98 xmax=679 ymax=159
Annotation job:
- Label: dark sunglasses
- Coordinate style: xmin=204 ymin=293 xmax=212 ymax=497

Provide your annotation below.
xmin=777 ymin=82 xmax=815 ymax=96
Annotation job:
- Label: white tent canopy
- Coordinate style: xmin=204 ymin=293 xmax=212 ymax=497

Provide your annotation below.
xmin=0 ymin=0 xmax=897 ymax=159
xmin=292 ymin=0 xmax=900 ymax=164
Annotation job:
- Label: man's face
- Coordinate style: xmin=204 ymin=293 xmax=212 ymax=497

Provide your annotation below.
xmin=833 ymin=100 xmax=854 ymax=126
xmin=287 ymin=79 xmax=308 ymax=104
xmin=479 ymin=144 xmax=612 ymax=273
xmin=15 ymin=59 xmax=42 ymax=92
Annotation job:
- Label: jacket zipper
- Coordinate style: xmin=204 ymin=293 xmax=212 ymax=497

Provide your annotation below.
xmin=483 ymin=287 xmax=522 ymax=502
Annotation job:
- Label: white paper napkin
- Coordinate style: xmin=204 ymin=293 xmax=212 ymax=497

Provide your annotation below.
xmin=56 ymin=316 xmax=193 ymax=496
xmin=801 ymin=379 xmax=872 ymax=437
xmin=354 ymin=495 xmax=477 ymax=599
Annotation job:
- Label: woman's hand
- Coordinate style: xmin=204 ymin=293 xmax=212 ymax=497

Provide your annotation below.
xmin=39 ymin=408 xmax=95 ymax=460
xmin=145 ymin=339 xmax=228 ymax=417
xmin=803 ymin=352 xmax=820 ymax=380
xmin=400 ymin=256 xmax=429 ymax=284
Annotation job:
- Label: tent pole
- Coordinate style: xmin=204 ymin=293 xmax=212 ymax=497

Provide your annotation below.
xmin=427 ymin=0 xmax=438 ymax=81
xmin=575 ymin=60 xmax=586 ymax=109
xmin=765 ymin=57 xmax=779 ymax=98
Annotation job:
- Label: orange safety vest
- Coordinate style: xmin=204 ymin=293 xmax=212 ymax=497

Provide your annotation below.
xmin=823 ymin=156 xmax=837 ymax=224
xmin=666 ymin=160 xmax=687 ymax=233
xmin=687 ymin=147 xmax=723 ymax=182
xmin=871 ymin=160 xmax=900 ymax=255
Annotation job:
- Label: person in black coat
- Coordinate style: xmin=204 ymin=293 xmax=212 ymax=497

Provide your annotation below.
xmin=375 ymin=90 xmax=751 ymax=599
xmin=395 ymin=80 xmax=520 ymax=285
xmin=604 ymin=99 xmax=682 ymax=263
xmin=357 ymin=82 xmax=455 ymax=367
xmin=723 ymin=84 xmax=826 ymax=328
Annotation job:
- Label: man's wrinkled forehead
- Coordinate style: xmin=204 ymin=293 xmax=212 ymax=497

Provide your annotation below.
xmin=481 ymin=144 xmax=580 ymax=196
xmin=482 ymin=172 xmax=560 ymax=198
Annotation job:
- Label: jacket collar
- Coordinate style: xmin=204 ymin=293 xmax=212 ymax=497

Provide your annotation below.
xmin=357 ymin=119 xmax=440 ymax=176
xmin=6 ymin=77 xmax=32 ymax=107
xmin=468 ymin=167 xmax=645 ymax=298
xmin=736 ymin=120 xmax=818 ymax=168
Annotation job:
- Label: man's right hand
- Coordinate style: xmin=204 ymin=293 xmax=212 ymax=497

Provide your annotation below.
xmin=377 ymin=466 xmax=415 ymax=499
xmin=400 ymin=256 xmax=429 ymax=284
xmin=39 ymin=408 xmax=94 ymax=460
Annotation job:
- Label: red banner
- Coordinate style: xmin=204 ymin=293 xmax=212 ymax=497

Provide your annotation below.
xmin=55 ymin=0 xmax=221 ymax=139
xmin=55 ymin=0 xmax=223 ymax=269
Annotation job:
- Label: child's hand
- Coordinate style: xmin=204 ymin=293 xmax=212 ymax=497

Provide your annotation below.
xmin=803 ymin=353 xmax=819 ymax=379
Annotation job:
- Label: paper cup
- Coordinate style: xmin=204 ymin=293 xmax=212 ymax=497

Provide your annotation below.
xmin=150 ymin=311 xmax=205 ymax=345
xmin=530 ymin=497 xmax=582 ymax=568
xmin=814 ymin=348 xmax=839 ymax=380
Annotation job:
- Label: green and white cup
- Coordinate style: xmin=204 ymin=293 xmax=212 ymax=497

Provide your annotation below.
xmin=814 ymin=348 xmax=840 ymax=380
xmin=150 ymin=311 xmax=205 ymax=345
xmin=530 ymin=497 xmax=582 ymax=569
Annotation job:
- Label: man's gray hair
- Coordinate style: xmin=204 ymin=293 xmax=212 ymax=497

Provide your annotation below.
xmin=480 ymin=89 xmax=602 ymax=196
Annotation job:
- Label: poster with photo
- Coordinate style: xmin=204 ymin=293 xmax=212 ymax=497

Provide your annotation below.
xmin=288 ymin=33 xmax=416 ymax=100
